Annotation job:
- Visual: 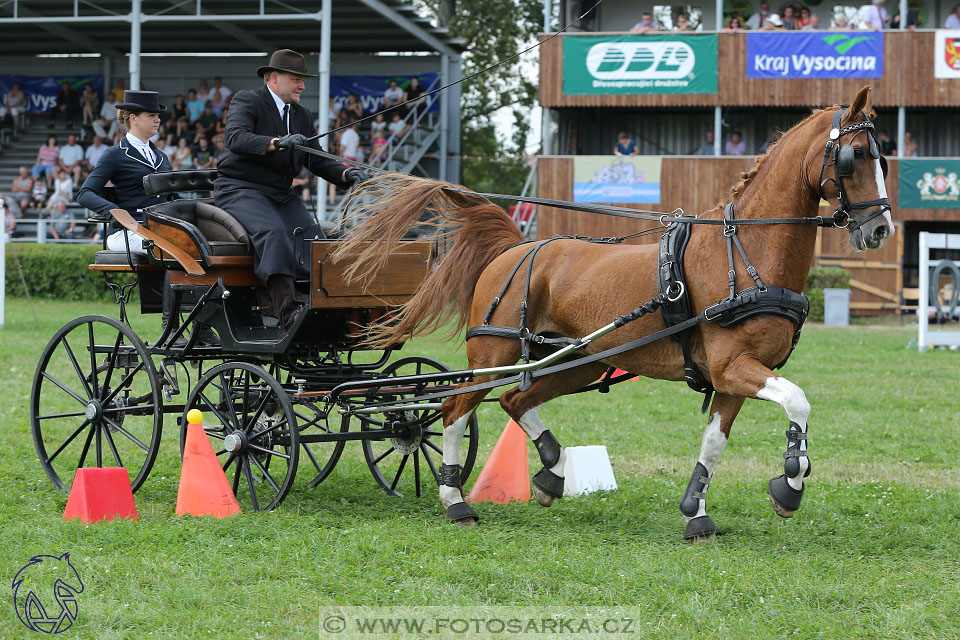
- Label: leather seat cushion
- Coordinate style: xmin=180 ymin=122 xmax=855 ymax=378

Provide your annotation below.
xmin=94 ymin=250 xmax=148 ymax=265
xmin=196 ymin=202 xmax=251 ymax=249
xmin=207 ymin=241 xmax=250 ymax=257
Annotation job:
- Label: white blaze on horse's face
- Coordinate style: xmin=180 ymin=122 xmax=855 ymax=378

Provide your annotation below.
xmin=874 ymin=158 xmax=895 ymax=238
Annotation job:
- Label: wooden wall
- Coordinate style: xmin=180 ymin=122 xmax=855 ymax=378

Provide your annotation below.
xmin=540 ymin=31 xmax=960 ymax=108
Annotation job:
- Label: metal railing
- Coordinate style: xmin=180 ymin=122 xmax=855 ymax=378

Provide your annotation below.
xmin=368 ymin=76 xmax=441 ymax=173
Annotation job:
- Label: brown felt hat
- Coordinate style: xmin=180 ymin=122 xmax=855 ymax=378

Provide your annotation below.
xmin=256 ymin=49 xmax=317 ymax=78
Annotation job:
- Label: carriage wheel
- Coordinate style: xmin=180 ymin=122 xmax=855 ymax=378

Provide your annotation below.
xmin=295 ymin=401 xmax=349 ymax=488
xmin=360 ymin=357 xmax=478 ymax=498
xmin=180 ymin=362 xmax=299 ymax=512
xmin=31 ymin=315 xmax=163 ymax=494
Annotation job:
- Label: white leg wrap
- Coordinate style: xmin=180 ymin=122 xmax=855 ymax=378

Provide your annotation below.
xmin=692 ymin=412 xmax=726 ymax=519
xmin=517 ymin=405 xmax=546 ymax=440
xmin=439 ymin=412 xmax=472 ymax=508
xmin=549 ymin=448 xmax=566 ymax=478
xmin=758 ymin=376 xmax=811 ymax=491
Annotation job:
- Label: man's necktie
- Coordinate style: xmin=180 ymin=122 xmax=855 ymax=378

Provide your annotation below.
xmin=283 ymin=104 xmax=290 ymax=135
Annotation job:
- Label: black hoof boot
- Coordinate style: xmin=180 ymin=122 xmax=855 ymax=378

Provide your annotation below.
xmin=684 ymin=515 xmax=718 ymax=542
xmin=446 ymin=501 xmax=479 ymax=526
xmin=768 ymin=474 xmax=804 ymax=518
xmin=532 ymin=468 xmax=564 ymax=507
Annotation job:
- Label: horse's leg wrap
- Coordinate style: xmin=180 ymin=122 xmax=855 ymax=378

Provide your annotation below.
xmin=532 ymin=467 xmax=564 ymax=499
xmin=440 ymin=463 xmax=479 ymax=524
xmin=533 ymin=430 xmax=561 ymax=468
xmin=782 ymin=421 xmax=811 ymax=480
xmin=680 ymin=412 xmax=726 ymax=541
xmin=680 ymin=462 xmax=710 ymax=518
xmin=768 ymin=421 xmax=810 ymax=517
xmin=440 ymin=412 xmax=478 ymax=524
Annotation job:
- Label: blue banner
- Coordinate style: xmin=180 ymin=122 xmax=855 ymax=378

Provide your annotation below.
xmin=330 ymin=73 xmax=439 ymax=114
xmin=0 ymin=74 xmax=103 ymax=114
xmin=746 ymin=32 xmax=884 ymax=79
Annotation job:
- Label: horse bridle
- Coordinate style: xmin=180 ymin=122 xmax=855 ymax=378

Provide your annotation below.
xmin=818 ymin=107 xmax=891 ymax=232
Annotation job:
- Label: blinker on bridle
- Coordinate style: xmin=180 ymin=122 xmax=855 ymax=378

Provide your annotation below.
xmin=818 ymin=107 xmax=891 ymax=232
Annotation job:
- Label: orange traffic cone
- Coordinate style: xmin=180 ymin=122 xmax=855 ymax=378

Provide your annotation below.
xmin=176 ymin=409 xmax=241 ymax=517
xmin=612 ymin=368 xmax=636 ymax=380
xmin=467 ymin=420 xmax=530 ymax=504
xmin=63 ymin=467 xmax=138 ymax=523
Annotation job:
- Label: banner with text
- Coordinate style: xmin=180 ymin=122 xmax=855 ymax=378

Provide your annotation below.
xmin=899 ymin=159 xmax=960 ymax=209
xmin=330 ymin=73 xmax=439 ymax=114
xmin=934 ymin=30 xmax=960 ymax=79
xmin=562 ymin=35 xmax=718 ymax=95
xmin=0 ymin=75 xmax=103 ymax=114
xmin=746 ymin=32 xmax=883 ymax=79
xmin=573 ymin=156 xmax=662 ymax=204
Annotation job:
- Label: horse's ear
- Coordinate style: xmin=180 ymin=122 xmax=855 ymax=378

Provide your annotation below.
xmin=847 ymin=86 xmax=872 ymax=121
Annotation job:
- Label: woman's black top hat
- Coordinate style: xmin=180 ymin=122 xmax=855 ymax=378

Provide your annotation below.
xmin=257 ymin=49 xmax=318 ymax=78
xmin=115 ymin=90 xmax=166 ymax=113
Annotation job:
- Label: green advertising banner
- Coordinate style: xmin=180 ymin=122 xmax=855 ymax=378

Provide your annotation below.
xmin=899 ymin=160 xmax=960 ymax=209
xmin=562 ymin=35 xmax=718 ymax=95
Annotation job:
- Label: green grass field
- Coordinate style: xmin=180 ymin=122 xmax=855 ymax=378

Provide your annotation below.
xmin=2 ymin=299 xmax=959 ymax=639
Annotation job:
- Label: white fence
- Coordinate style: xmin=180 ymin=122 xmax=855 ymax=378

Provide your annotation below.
xmin=917 ymin=232 xmax=960 ymax=351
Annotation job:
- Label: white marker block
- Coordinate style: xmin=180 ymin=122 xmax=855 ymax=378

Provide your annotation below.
xmin=561 ymin=445 xmax=617 ymax=496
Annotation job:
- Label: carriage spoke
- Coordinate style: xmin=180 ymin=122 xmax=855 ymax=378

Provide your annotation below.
xmin=101 ymin=421 xmax=124 ymax=468
xmin=420 ymin=443 xmax=441 ymax=484
xmin=302 ymin=443 xmax=323 ymax=473
xmin=216 ymin=372 xmax=241 ymax=431
xmin=46 ymin=420 xmax=92 ymax=463
xmin=423 ymin=438 xmax=443 ymax=455
xmin=232 ymin=456 xmax=242 ymax=494
xmin=102 ymin=416 xmax=149 ymax=452
xmin=87 ymin=322 xmax=100 ymax=397
xmin=247 ymin=443 xmax=291 ymax=460
xmin=249 ymin=454 xmax=281 ymax=493
xmin=243 ymin=387 xmax=273 ymax=434
xmin=390 ymin=455 xmax=409 ymax=491
xmin=241 ymin=370 xmax=251 ymax=434
xmin=41 ymin=371 xmax=88 ymax=406
xmin=242 ymin=456 xmax=260 ymax=511
xmin=76 ymin=422 xmax=95 ymax=470
xmin=102 ymin=404 xmax=154 ymax=414
xmin=60 ymin=336 xmax=93 ymax=398
xmin=222 ymin=452 xmax=236 ymax=472
xmin=414 ymin=451 xmax=421 ymax=497
xmin=37 ymin=410 xmax=89 ymax=420
xmin=198 ymin=390 xmax=238 ymax=432
xmin=100 ymin=362 xmax=146 ymax=406
xmin=98 ymin=329 xmax=125 ymax=399
xmin=373 ymin=446 xmax=396 ymax=465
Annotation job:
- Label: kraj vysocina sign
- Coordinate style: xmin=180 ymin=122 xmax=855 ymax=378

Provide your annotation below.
xmin=746 ymin=32 xmax=884 ymax=79
xmin=899 ymin=160 xmax=960 ymax=209
xmin=563 ymin=35 xmax=718 ymax=95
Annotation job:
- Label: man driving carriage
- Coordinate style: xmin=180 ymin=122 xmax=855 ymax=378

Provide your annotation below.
xmin=214 ymin=49 xmax=367 ymax=331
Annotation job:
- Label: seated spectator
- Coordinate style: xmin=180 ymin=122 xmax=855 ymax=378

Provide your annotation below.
xmin=725 ymin=16 xmax=745 ymax=31
xmin=93 ymin=93 xmax=119 ymax=140
xmin=891 ymin=8 xmax=919 ymax=29
xmin=370 ymin=112 xmax=387 ymax=139
xmin=725 ymin=131 xmax=746 ymax=155
xmin=746 ymin=3 xmax=783 ymax=29
xmin=59 ymin=133 xmax=84 ymax=185
xmin=210 ymin=90 xmax=226 ymax=119
xmin=193 ymin=136 xmax=215 ymax=170
xmin=876 ymin=129 xmax=895 ymax=156
xmin=1 ymin=81 xmax=27 ymax=132
xmin=695 ymin=131 xmax=716 ymax=155
xmin=796 ymin=7 xmax=813 ymax=28
xmin=186 ymin=89 xmax=204 ymax=126
xmin=371 ymin=128 xmax=388 ymax=166
xmin=405 ymin=76 xmax=428 ymax=121
xmin=292 ymin=166 xmax=313 ymax=203
xmin=903 ymin=131 xmax=918 ymax=158
xmin=383 ymin=79 xmax=404 ymax=115
xmin=862 ymin=0 xmax=888 ymax=31
xmin=109 ymin=79 xmax=125 ymax=103
xmin=759 ymin=130 xmax=779 ymax=153
xmin=832 ymin=14 xmax=850 ymax=29
xmin=340 ymin=92 xmax=362 ymax=127
xmin=33 ymin=136 xmax=60 ymax=187
xmin=11 ymin=166 xmax=33 ymax=211
xmin=388 ymin=112 xmax=409 ymax=139
xmin=49 ymin=201 xmax=76 ymax=241
xmin=171 ymin=137 xmax=195 ymax=170
xmin=340 ymin=123 xmax=361 ymax=162
xmin=781 ymin=6 xmax=798 ymax=29
xmin=214 ymin=106 xmax=228 ymax=139
xmin=614 ymin=131 xmax=639 ymax=156
xmin=3 ymin=193 xmax=17 ymax=237
xmin=29 ymin=178 xmax=48 ymax=211
xmin=196 ymin=79 xmax=211 ymax=104
xmin=49 ymin=80 xmax=79 ymax=128
xmin=155 ymin=137 xmax=170 ymax=162
xmin=213 ymin=76 xmax=232 ymax=101
xmin=327 ymin=96 xmax=340 ymax=131
xmin=212 ymin=135 xmax=227 ymax=167
xmin=672 ymin=14 xmax=692 ymax=30
xmin=81 ymin=84 xmax=99 ymax=126
xmin=45 ymin=167 xmax=73 ymax=213
xmin=946 ymin=5 xmax=960 ymax=28
xmin=802 ymin=15 xmax=820 ymax=29
xmin=193 ymin=102 xmax=218 ymax=143
xmin=630 ymin=12 xmax=659 ymax=33
xmin=170 ymin=94 xmax=189 ymax=137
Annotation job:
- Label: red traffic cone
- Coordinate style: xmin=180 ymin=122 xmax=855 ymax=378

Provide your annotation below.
xmin=63 ymin=467 xmax=138 ymax=523
xmin=176 ymin=409 xmax=241 ymax=517
xmin=467 ymin=420 xmax=530 ymax=504
xmin=612 ymin=368 xmax=636 ymax=380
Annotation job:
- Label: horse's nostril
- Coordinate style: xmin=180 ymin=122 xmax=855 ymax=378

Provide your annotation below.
xmin=875 ymin=226 xmax=887 ymax=240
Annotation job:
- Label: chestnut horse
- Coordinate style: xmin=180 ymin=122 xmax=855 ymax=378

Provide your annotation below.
xmin=335 ymin=86 xmax=894 ymax=540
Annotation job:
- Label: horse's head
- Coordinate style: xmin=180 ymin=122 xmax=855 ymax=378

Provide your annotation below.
xmin=814 ymin=86 xmax=895 ymax=250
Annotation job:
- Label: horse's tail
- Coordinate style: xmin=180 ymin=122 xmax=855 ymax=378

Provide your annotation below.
xmin=333 ymin=173 xmax=524 ymax=348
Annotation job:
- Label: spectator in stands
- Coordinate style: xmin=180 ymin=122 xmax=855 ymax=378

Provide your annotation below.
xmin=383 ymin=79 xmax=404 ymax=115
xmin=725 ymin=16 xmax=745 ymax=31
xmin=672 ymin=14 xmax=692 ymax=30
xmin=946 ymin=5 xmax=960 ymax=28
xmin=746 ymin=3 xmax=782 ymax=29
xmin=29 ymin=177 xmax=47 ymax=211
xmin=81 ymin=84 xmax=99 ymax=126
xmin=695 ymin=131 xmax=715 ymax=155
xmin=93 ymin=93 xmax=119 ymax=140
xmin=891 ymin=7 xmax=919 ymax=29
xmin=194 ymin=136 xmax=215 ymax=170
xmin=370 ymin=112 xmax=387 ymax=139
xmin=110 ymin=79 xmax=125 ymax=103
xmin=388 ymin=111 xmax=409 ymax=139
xmin=781 ymin=6 xmax=798 ymax=29
xmin=292 ymin=166 xmax=313 ymax=203
xmin=796 ymin=6 xmax=813 ymax=28
xmin=85 ymin=135 xmax=108 ymax=174
xmin=903 ymin=131 xmax=918 ymax=157
xmin=340 ymin=122 xmax=361 ymax=162
xmin=11 ymin=166 xmax=33 ymax=212
xmin=211 ymin=135 xmax=227 ymax=167
xmin=1 ymin=81 xmax=26 ymax=132
xmin=59 ymin=133 xmax=84 ymax=185
xmin=33 ymin=135 xmax=60 ymax=187
xmin=725 ymin=131 xmax=746 ymax=155
xmin=931 ymin=283 xmax=960 ymax=323
xmin=614 ymin=131 xmax=639 ymax=156
xmin=877 ymin=129 xmax=896 ymax=156
xmin=405 ymin=76 xmax=428 ymax=121
xmin=193 ymin=102 xmax=218 ymax=143
xmin=196 ymin=79 xmax=212 ymax=104
xmin=49 ymin=201 xmax=76 ymax=240
xmin=49 ymin=80 xmax=79 ymax=128
xmin=214 ymin=106 xmax=228 ymax=139
xmin=210 ymin=90 xmax=226 ymax=119
xmin=2 ymin=194 xmax=15 ymax=237
xmin=45 ymin=167 xmax=73 ymax=213
xmin=802 ymin=15 xmax=820 ymax=29
xmin=327 ymin=96 xmax=340 ymax=131
xmin=155 ymin=137 xmax=170 ymax=162
xmin=863 ymin=0 xmax=888 ymax=31
xmin=170 ymin=94 xmax=189 ymax=137
xmin=831 ymin=14 xmax=850 ymax=29
xmin=213 ymin=76 xmax=232 ymax=101
xmin=759 ymin=129 xmax=779 ymax=153
xmin=171 ymin=137 xmax=195 ymax=170
xmin=186 ymin=89 xmax=205 ymax=126
xmin=340 ymin=92 xmax=363 ymax=126
xmin=630 ymin=12 xmax=659 ymax=33
xmin=370 ymin=128 xmax=387 ymax=166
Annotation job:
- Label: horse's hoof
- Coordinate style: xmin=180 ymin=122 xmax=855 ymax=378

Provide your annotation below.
xmin=690 ymin=533 xmax=716 ymax=544
xmin=532 ymin=483 xmax=555 ymax=507
xmin=768 ymin=475 xmax=803 ymax=519
xmin=454 ymin=517 xmax=478 ymax=527
xmin=445 ymin=502 xmax=479 ymax=525
xmin=684 ymin=515 xmax=718 ymax=542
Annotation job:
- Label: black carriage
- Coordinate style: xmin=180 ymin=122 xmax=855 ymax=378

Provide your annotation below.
xmin=30 ymin=170 xmax=478 ymax=511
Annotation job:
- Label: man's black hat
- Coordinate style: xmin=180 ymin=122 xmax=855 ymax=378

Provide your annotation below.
xmin=115 ymin=90 xmax=166 ymax=113
xmin=257 ymin=49 xmax=318 ymax=78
